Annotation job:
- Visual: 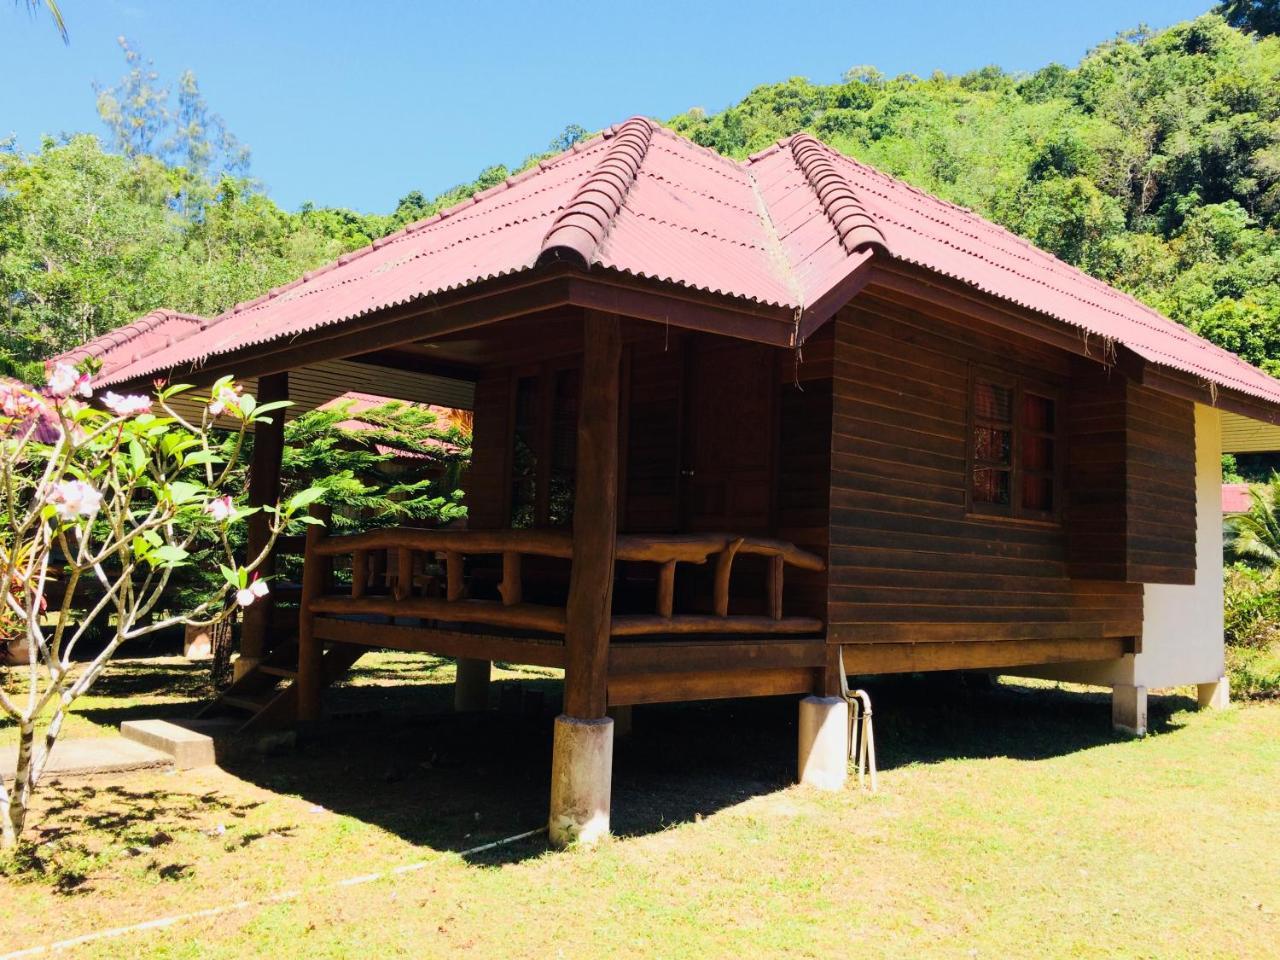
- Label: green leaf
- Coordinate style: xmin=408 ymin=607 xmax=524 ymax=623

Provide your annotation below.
xmin=286 ymin=486 xmax=326 ymax=513
xmin=218 ymin=564 xmax=240 ymax=588
xmin=147 ymin=544 xmax=190 ymax=567
xmin=166 ymin=480 xmax=204 ymax=505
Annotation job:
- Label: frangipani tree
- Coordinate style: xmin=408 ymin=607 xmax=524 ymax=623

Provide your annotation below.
xmin=0 ymin=364 xmax=322 ymax=848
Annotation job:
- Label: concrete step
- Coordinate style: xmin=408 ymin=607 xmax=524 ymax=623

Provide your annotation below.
xmin=120 ymin=717 xmax=295 ymax=767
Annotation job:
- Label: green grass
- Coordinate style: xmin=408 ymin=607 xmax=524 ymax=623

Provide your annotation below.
xmin=1 ymin=664 xmax=1278 ymax=958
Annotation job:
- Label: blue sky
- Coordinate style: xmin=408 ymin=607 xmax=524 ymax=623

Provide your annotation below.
xmin=2 ymin=0 xmax=1214 ymax=213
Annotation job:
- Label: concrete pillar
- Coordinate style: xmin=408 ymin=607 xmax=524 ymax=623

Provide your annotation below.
xmin=548 ymin=715 xmax=613 ymax=847
xmin=1196 ymin=676 xmax=1230 ymax=711
xmin=797 ymin=695 xmax=848 ymax=790
xmin=606 ymin=704 xmax=633 ymax=737
xmin=453 ymin=658 xmax=491 ymax=712
xmin=1112 ymin=684 xmax=1148 ymax=736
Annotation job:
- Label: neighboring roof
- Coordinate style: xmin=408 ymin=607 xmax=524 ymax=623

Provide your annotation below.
xmin=58 ymin=118 xmax=1280 ymax=411
xmin=1223 ymin=483 xmax=1253 ymax=514
xmin=316 ymin=391 xmax=467 ymax=458
xmin=56 ymin=309 xmax=205 ymax=383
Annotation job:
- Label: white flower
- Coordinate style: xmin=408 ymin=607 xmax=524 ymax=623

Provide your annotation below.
xmin=47 ymin=363 xmax=90 ymax=399
xmin=204 ymin=495 xmax=235 ymax=522
xmin=236 ymin=578 xmax=269 ymax=607
xmin=101 ymin=392 xmax=152 ymax=416
xmin=47 ymin=479 xmax=103 ymax=521
xmin=208 ymin=383 xmax=241 ymax=417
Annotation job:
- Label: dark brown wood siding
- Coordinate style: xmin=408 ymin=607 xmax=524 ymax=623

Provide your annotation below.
xmin=1066 ymin=361 xmax=1197 ymax=584
xmin=826 ymin=296 xmax=1144 ymax=646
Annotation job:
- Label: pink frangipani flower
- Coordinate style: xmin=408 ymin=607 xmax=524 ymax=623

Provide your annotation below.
xmin=47 ymin=363 xmax=91 ymax=400
xmin=235 ymin=577 xmax=269 ymax=607
xmin=101 ymin=392 xmax=152 ymax=417
xmin=208 ymin=383 xmax=242 ymax=417
xmin=204 ymin=495 xmax=235 ymax=522
xmin=47 ymin=479 xmax=103 ymax=521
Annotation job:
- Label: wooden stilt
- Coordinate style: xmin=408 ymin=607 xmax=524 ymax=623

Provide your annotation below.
xmin=562 ymin=310 xmax=621 ymax=719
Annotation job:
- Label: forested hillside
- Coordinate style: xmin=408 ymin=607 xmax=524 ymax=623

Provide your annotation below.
xmin=3 ymin=12 xmax=1279 ymax=385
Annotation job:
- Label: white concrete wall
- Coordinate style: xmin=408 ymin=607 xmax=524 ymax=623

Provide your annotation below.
xmin=1017 ymin=402 xmax=1225 ymax=689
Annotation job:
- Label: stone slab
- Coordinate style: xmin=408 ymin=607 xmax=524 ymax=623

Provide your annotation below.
xmin=0 ymin=736 xmax=171 ymax=784
xmin=121 ymin=717 xmax=295 ymax=768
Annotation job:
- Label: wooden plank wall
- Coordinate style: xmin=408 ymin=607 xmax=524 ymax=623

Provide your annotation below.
xmin=777 ymin=327 xmax=834 ymax=622
xmin=827 ymin=295 xmax=1144 ymax=646
xmin=1067 ymin=361 xmax=1196 ymax=584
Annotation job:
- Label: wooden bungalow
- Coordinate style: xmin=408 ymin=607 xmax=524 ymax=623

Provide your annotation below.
xmin=59 ymin=118 xmax=1280 ymax=844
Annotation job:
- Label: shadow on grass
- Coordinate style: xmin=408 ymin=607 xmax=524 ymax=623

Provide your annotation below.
xmin=216 ymin=671 xmax=1193 ymax=867
xmin=3 ymin=783 xmax=261 ymax=894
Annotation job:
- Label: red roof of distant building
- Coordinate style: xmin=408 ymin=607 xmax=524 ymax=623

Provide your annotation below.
xmin=1222 ymin=483 xmax=1253 ymax=514
xmin=317 ymin=391 xmax=466 ymax=458
xmin=59 ymin=119 xmax=1280 ymax=410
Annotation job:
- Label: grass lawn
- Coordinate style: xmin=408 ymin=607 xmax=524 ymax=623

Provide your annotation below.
xmin=1 ymin=657 xmax=1278 ymax=958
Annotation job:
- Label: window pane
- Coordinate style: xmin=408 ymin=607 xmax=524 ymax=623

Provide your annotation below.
xmin=1023 ymin=474 xmax=1054 ymax=512
xmin=1023 ymin=393 xmax=1055 ymax=432
xmin=973 ymin=427 xmax=1011 ymax=464
xmin=974 ymin=381 xmax=1012 ymax=421
xmin=1022 ymin=435 xmax=1054 ymax=471
xmin=972 ymin=467 xmax=1010 ymax=505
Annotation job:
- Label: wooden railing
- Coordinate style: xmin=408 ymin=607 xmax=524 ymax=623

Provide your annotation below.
xmin=301 ymin=524 xmax=825 ymax=639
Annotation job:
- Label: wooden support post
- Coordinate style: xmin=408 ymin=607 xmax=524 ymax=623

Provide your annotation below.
xmin=713 ymin=538 xmax=743 ymax=618
xmin=500 ymin=551 xmax=522 ymax=606
xmin=296 ymin=503 xmax=332 ymax=723
xmin=351 ymin=550 xmax=368 ymax=599
xmin=454 ymin=658 xmax=492 ymax=712
xmin=394 ymin=548 xmax=413 ymax=601
xmin=655 ymin=560 xmax=676 ymax=618
xmin=562 ymin=311 xmax=621 ymax=719
xmin=551 ymin=310 xmax=620 ymax=848
xmin=767 ymin=555 xmax=784 ymax=621
xmin=446 ymin=551 xmax=464 ymax=602
xmin=240 ymin=371 xmax=287 ymax=669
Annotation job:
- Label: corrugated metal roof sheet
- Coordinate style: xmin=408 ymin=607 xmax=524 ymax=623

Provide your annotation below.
xmin=62 ymin=120 xmax=1280 ymax=410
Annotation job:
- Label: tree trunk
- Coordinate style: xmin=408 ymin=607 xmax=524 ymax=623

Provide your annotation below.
xmin=210 ymin=618 xmax=235 ymax=690
xmin=3 ymin=722 xmax=35 ymax=849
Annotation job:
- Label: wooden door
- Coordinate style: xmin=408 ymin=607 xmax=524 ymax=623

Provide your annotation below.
xmin=682 ymin=337 xmax=776 ymax=534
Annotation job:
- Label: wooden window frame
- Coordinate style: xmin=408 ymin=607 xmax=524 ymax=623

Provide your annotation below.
xmin=966 ymin=364 xmax=1063 ymax=524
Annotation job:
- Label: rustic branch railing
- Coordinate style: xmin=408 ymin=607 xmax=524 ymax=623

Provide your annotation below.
xmin=301 ymin=525 xmax=825 ymax=638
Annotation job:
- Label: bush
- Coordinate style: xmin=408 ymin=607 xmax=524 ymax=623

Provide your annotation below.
xmin=1223 ymin=564 xmax=1280 ymax=698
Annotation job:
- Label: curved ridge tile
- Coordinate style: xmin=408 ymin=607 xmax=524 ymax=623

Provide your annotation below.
xmin=790 ymin=134 xmax=888 ymax=256
xmin=537 ymin=116 xmax=654 ymax=268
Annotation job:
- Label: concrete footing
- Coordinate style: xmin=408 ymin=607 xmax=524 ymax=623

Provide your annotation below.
xmin=797 ymin=695 xmax=848 ymax=790
xmin=548 ymin=714 xmax=613 ymax=847
xmin=1197 ymin=676 xmax=1230 ymax=710
xmin=453 ymin=658 xmax=492 ymax=712
xmin=1112 ymin=684 xmax=1148 ymax=737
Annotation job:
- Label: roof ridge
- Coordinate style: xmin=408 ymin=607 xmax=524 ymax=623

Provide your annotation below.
xmin=789 ymin=134 xmax=888 ymax=256
xmin=52 ymin=309 xmax=206 ymax=371
xmin=537 ymin=116 xmax=654 ymax=268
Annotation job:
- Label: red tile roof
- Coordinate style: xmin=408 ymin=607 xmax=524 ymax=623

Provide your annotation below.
xmin=61 ymin=119 xmax=1280 ymax=410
